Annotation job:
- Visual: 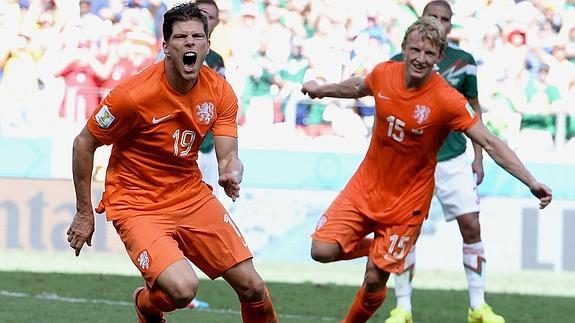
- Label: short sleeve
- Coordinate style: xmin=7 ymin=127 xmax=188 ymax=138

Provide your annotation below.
xmin=211 ymin=80 xmax=239 ymax=138
xmin=460 ymin=53 xmax=478 ymax=99
xmin=365 ymin=62 xmax=389 ymax=95
xmin=442 ymin=84 xmax=479 ymax=132
xmin=87 ymin=86 xmax=139 ymax=145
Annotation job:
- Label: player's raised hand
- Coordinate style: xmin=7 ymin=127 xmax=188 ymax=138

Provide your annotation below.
xmin=67 ymin=210 xmax=95 ymax=256
xmin=301 ymin=80 xmax=324 ymax=99
xmin=529 ymin=182 xmax=552 ymax=209
xmin=219 ymin=170 xmax=242 ymax=202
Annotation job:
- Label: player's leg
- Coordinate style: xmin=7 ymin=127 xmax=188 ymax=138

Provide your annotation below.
xmin=311 ymin=194 xmax=375 ymax=263
xmin=113 ymin=214 xmax=199 ymax=321
xmin=436 ymin=155 xmax=504 ymax=322
xmin=457 ymin=212 xmax=504 ymax=323
xmin=221 ymin=259 xmax=277 ymax=323
xmin=342 ymin=258 xmax=390 ymax=323
xmin=347 ymin=223 xmax=421 ymax=323
xmin=179 ymin=197 xmax=277 ymax=322
xmin=135 ymin=259 xmax=200 ymax=318
xmin=457 ymin=212 xmax=484 ymax=307
xmin=386 ymin=246 xmax=416 ymax=323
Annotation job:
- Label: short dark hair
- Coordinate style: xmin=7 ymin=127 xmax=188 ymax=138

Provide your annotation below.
xmin=195 ymin=0 xmax=219 ymax=13
xmin=422 ymin=0 xmax=453 ymax=16
xmin=162 ymin=2 xmax=209 ymax=41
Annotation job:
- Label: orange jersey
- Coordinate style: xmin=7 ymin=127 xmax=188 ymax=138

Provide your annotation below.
xmin=87 ymin=62 xmax=239 ymax=220
xmin=341 ymin=61 xmax=479 ymax=225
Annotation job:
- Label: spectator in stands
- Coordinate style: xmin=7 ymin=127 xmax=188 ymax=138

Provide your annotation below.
xmin=0 ymin=0 xmax=572 ymax=147
xmin=0 ymin=34 xmax=40 ymax=131
xmin=520 ymin=63 xmax=562 ymax=137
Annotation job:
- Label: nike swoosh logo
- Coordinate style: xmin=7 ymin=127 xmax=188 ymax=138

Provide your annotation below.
xmin=377 ymin=92 xmax=390 ymax=100
xmin=152 ymin=115 xmax=172 ymax=124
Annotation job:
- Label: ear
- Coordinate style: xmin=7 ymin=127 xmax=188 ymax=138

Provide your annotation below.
xmin=437 ymin=49 xmax=445 ymax=62
xmin=162 ymin=40 xmax=169 ymax=57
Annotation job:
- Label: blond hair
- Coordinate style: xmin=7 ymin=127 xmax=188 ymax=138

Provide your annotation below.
xmin=401 ymin=16 xmax=446 ymax=55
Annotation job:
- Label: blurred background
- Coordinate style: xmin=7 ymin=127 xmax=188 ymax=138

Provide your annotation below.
xmin=1 ymin=0 xmax=574 ymax=295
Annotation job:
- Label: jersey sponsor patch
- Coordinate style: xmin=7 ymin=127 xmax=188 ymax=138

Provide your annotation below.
xmin=465 ymin=102 xmax=475 ymax=117
xmin=95 ymin=105 xmax=115 ymax=129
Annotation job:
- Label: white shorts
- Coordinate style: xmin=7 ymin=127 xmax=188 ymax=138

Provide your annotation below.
xmin=434 ymin=153 xmax=480 ymax=221
xmin=198 ymin=148 xmax=221 ymax=197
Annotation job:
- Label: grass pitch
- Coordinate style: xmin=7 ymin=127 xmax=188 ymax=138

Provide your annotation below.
xmin=0 ymin=271 xmax=572 ymax=323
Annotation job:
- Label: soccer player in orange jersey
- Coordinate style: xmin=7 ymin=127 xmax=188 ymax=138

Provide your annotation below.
xmin=301 ymin=16 xmax=552 ymax=323
xmin=66 ymin=3 xmax=277 ymax=322
xmin=387 ymin=2 xmax=503 ymax=322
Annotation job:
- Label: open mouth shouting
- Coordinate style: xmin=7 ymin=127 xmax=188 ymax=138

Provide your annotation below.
xmin=183 ymin=51 xmax=198 ymax=72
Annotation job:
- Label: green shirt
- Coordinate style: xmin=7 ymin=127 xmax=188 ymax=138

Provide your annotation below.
xmin=199 ymin=50 xmax=225 ymax=153
xmin=391 ymin=42 xmax=478 ymax=161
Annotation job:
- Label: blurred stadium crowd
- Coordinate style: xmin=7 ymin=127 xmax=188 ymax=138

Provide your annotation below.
xmin=1 ymin=0 xmax=574 ymax=152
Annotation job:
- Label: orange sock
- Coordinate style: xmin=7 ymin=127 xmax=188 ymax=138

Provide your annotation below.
xmin=337 ymin=237 xmax=373 ymax=261
xmin=240 ymin=287 xmax=278 ymax=323
xmin=137 ymin=286 xmax=178 ymax=314
xmin=342 ymin=286 xmax=387 ymax=323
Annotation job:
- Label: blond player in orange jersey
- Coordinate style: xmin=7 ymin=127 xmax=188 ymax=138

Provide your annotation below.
xmin=301 ymin=16 xmax=552 ymax=323
xmin=66 ymin=3 xmax=277 ymax=323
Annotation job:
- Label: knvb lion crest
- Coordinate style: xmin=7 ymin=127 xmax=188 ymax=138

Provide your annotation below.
xmin=138 ymin=250 xmax=150 ymax=270
xmin=413 ymin=104 xmax=430 ymax=124
xmin=196 ymin=102 xmax=214 ymax=124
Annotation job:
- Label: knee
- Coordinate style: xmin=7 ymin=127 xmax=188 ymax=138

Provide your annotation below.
xmin=362 ymin=260 xmax=390 ymax=292
xmin=236 ymin=275 xmax=266 ymax=302
xmin=310 ymin=248 xmax=334 ymax=263
xmin=462 ymin=223 xmax=481 ymax=243
xmin=310 ymin=241 xmax=340 ymax=263
xmin=363 ymin=270 xmax=389 ymax=292
xmin=459 ymin=214 xmax=481 ymax=243
xmin=166 ymin=278 xmax=199 ymax=308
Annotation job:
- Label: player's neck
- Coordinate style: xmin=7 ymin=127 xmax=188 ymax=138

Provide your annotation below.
xmin=404 ymin=73 xmax=432 ymax=90
xmin=164 ymin=64 xmax=198 ymax=95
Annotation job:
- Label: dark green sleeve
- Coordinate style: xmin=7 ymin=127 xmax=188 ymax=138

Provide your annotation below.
xmin=199 ymin=131 xmax=214 ymax=153
xmin=460 ymin=53 xmax=478 ymax=99
xmin=200 ymin=50 xmax=226 ymax=153
xmin=390 ymin=53 xmax=403 ymax=62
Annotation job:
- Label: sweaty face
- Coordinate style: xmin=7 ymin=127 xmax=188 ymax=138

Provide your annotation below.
xmin=198 ymin=3 xmax=219 ymax=35
xmin=423 ymin=5 xmax=452 ymax=35
xmin=163 ymin=20 xmax=209 ymax=88
xmin=402 ymin=30 xmax=443 ymax=87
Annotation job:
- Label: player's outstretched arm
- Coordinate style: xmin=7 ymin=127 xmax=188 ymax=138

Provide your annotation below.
xmin=464 ymin=122 xmax=552 ymax=209
xmin=214 ymin=136 xmax=243 ymax=202
xmin=68 ymin=127 xmax=102 ymax=256
xmin=301 ymin=76 xmax=371 ymax=99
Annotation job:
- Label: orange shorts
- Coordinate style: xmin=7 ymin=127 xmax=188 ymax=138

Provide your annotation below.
xmin=312 ymin=194 xmax=422 ymax=274
xmin=112 ymin=197 xmax=252 ymax=285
